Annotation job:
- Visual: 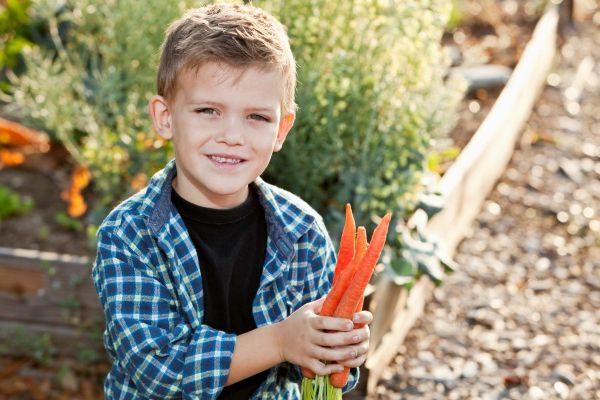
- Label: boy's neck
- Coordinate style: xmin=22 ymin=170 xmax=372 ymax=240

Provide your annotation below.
xmin=172 ymin=176 xmax=250 ymax=210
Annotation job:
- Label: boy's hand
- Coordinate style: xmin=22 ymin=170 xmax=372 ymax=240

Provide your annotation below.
xmin=275 ymin=297 xmax=369 ymax=376
xmin=337 ymin=310 xmax=372 ymax=369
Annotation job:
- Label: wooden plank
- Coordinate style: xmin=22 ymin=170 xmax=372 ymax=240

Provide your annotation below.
xmin=0 ymin=247 xmax=99 ymax=308
xmin=366 ymin=274 xmax=407 ymax=353
xmin=0 ymin=265 xmax=45 ymax=298
xmin=366 ymin=277 xmax=433 ymax=392
xmin=364 ymin=5 xmax=559 ymax=395
xmin=0 ymin=319 xmax=105 ymax=359
xmin=427 ymin=5 xmax=559 ymax=254
xmin=0 ymin=246 xmax=101 ymax=330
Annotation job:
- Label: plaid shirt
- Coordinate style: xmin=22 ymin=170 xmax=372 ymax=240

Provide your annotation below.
xmin=92 ymin=159 xmax=358 ymax=399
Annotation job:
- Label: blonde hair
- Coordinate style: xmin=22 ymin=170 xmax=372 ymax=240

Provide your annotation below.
xmin=157 ymin=3 xmax=297 ymax=114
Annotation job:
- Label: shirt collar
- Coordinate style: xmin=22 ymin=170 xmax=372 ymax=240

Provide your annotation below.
xmin=142 ymin=159 xmax=315 ymax=251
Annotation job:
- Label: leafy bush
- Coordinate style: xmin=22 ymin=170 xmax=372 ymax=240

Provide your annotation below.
xmin=0 ymin=184 xmax=34 ymax=220
xmin=8 ymin=0 xmax=465 ymax=272
xmin=0 ymin=0 xmax=51 ymax=91
xmin=261 ymin=0 xmax=465 ymax=240
xmin=0 ymin=1 xmax=33 ymax=73
xmin=7 ymin=0 xmax=193 ymax=218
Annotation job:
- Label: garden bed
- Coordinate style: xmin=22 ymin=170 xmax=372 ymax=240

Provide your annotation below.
xmin=358 ymin=3 xmax=560 ymax=396
xmin=0 ymin=0 xmax=563 ymax=398
xmin=377 ymin=3 xmax=600 ymax=397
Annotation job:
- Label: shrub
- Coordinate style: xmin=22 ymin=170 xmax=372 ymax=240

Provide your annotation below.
xmin=261 ymin=0 xmax=465 ymax=239
xmin=6 ymin=0 xmax=193 ymax=218
xmin=8 ymin=0 xmax=465 ymax=272
xmin=0 ymin=0 xmax=33 ymax=90
xmin=0 ymin=184 xmax=34 ymax=220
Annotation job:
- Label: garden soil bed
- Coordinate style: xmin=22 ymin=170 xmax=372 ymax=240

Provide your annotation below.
xmin=376 ymin=4 xmax=600 ymax=399
xmin=0 ymin=144 xmax=94 ymax=257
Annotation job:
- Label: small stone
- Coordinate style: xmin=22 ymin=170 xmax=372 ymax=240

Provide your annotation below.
xmin=432 ymin=364 xmax=455 ymax=380
xmin=554 ymin=381 xmax=570 ymax=399
xmin=552 ymin=365 xmax=577 ymax=386
xmin=529 ymin=386 xmax=546 ymax=399
xmin=559 ymin=159 xmax=584 ymax=183
xmin=462 ymin=360 xmax=479 ymax=378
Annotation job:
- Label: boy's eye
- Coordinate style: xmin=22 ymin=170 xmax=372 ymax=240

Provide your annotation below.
xmin=249 ymin=114 xmax=270 ymax=122
xmin=195 ymin=108 xmax=217 ymax=115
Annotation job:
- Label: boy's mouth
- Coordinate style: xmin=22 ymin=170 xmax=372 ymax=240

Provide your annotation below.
xmin=207 ymin=154 xmax=246 ymax=165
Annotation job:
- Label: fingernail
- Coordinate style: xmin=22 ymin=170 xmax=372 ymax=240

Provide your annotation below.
xmin=350 ymin=351 xmax=357 ymax=358
xmin=336 ymin=366 xmax=344 ymax=372
xmin=346 ymin=321 xmax=353 ymax=330
xmin=352 ymin=335 xmax=360 ymax=342
xmin=353 ymin=314 xmax=360 ymax=322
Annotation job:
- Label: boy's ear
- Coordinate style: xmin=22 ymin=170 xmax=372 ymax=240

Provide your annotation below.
xmin=148 ymin=95 xmax=173 ymax=140
xmin=274 ymin=113 xmax=295 ymax=152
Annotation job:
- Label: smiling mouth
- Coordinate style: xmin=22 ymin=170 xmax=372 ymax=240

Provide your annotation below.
xmin=208 ymin=155 xmax=245 ymax=165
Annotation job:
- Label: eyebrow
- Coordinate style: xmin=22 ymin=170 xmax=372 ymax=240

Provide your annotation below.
xmin=189 ymin=100 xmax=276 ymax=114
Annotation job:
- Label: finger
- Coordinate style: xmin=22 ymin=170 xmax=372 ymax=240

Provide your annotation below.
xmin=312 ymin=315 xmax=353 ymax=332
xmin=349 ymin=325 xmax=370 ymax=342
xmin=339 ymin=354 xmax=367 ymax=368
xmin=308 ymin=359 xmax=343 ymax=376
xmin=352 ymin=310 xmax=373 ymax=325
xmin=335 ymin=341 xmax=369 ymax=362
xmin=313 ymin=330 xmax=366 ymax=347
xmin=308 ymin=296 xmax=327 ymax=313
xmin=311 ymin=344 xmax=357 ymax=363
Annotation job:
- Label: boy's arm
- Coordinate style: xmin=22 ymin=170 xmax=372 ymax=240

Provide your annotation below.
xmin=94 ymin=228 xmax=359 ymax=398
xmin=226 ymin=301 xmax=356 ymax=386
xmin=94 ymin=230 xmax=238 ymax=399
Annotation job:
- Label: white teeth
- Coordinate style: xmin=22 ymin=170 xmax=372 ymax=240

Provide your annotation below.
xmin=210 ymin=155 xmax=242 ymax=164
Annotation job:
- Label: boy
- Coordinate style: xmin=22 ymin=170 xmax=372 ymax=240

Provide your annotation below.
xmin=92 ymin=3 xmax=372 ymax=399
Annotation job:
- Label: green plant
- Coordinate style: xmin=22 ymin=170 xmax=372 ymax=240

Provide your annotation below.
xmin=446 ymin=0 xmax=463 ymax=31
xmin=0 ymin=0 xmax=32 ymax=65
xmin=0 ymin=325 xmax=56 ymax=365
xmin=7 ymin=0 xmax=196 ymax=218
xmin=9 ymin=0 xmax=466 ymax=282
xmin=0 ymin=184 xmax=34 ymax=219
xmin=260 ymin=0 xmax=466 ymax=257
xmin=0 ymin=0 xmax=33 ymax=90
xmin=54 ymin=210 xmax=83 ymax=231
xmin=0 ymin=0 xmax=51 ymax=91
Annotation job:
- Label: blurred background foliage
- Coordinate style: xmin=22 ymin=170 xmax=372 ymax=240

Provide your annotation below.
xmin=3 ymin=0 xmax=465 ymax=275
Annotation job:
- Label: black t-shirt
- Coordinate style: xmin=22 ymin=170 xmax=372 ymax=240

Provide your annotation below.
xmin=171 ymin=185 xmax=269 ymax=399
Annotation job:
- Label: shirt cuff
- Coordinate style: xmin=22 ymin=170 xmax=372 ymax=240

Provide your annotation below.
xmin=182 ymin=326 xmax=237 ymax=399
xmin=342 ymin=366 xmax=360 ymax=394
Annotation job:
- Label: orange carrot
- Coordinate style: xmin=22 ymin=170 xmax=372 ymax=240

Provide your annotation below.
xmin=302 ymin=204 xmax=356 ymax=380
xmin=351 ymin=229 xmax=369 ymax=328
xmin=329 ymin=213 xmax=391 ymax=388
xmin=333 ymin=204 xmax=356 ymax=286
xmin=319 ymin=226 xmax=367 ymax=317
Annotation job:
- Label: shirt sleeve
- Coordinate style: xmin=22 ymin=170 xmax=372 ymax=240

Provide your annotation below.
xmin=92 ymin=229 xmax=236 ymax=400
xmin=290 ymin=219 xmax=360 ymax=393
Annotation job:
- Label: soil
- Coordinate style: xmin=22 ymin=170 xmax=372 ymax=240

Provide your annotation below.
xmin=377 ymin=3 xmax=600 ymax=400
xmin=0 ymin=143 xmax=94 ymax=257
xmin=444 ymin=0 xmax=541 ymax=150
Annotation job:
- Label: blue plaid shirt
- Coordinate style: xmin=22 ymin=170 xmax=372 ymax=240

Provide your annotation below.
xmin=92 ymin=159 xmax=358 ymax=399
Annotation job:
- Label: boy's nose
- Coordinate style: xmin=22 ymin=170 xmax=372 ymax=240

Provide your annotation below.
xmin=216 ymin=118 xmax=245 ymax=145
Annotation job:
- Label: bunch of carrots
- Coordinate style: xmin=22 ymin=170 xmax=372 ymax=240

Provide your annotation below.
xmin=301 ymin=204 xmax=391 ymax=400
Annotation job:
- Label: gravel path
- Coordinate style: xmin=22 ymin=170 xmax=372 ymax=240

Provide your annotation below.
xmin=376 ymin=8 xmax=600 ymax=400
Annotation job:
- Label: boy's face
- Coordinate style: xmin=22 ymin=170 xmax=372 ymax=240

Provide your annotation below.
xmin=149 ymin=62 xmax=295 ymax=209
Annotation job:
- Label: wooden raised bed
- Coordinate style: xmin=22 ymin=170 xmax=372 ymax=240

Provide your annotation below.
xmin=363 ymin=3 xmax=560 ymax=395
xmin=0 ymin=246 xmax=101 ymax=358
